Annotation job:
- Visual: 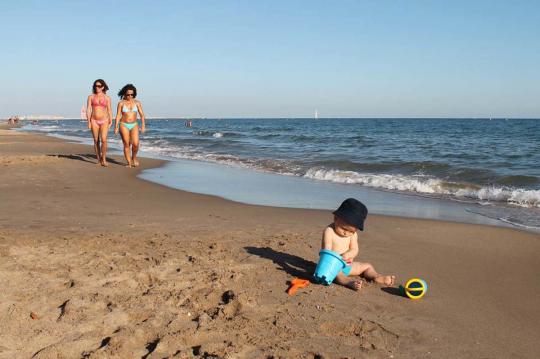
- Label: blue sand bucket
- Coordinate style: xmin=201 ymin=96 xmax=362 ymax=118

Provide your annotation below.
xmin=313 ymin=249 xmax=347 ymax=285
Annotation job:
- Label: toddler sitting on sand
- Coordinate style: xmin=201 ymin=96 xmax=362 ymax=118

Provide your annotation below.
xmin=322 ymin=198 xmax=395 ymax=290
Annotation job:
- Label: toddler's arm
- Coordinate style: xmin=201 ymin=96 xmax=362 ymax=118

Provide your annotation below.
xmin=321 ymin=227 xmax=334 ymax=250
xmin=341 ymin=234 xmax=359 ymax=263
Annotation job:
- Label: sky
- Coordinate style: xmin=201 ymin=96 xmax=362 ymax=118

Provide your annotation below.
xmin=1 ymin=0 xmax=539 ymax=118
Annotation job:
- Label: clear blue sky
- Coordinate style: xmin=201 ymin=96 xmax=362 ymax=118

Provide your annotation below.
xmin=1 ymin=0 xmax=539 ymax=118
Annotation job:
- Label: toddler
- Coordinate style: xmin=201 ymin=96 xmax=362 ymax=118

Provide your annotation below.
xmin=322 ymin=198 xmax=395 ymax=290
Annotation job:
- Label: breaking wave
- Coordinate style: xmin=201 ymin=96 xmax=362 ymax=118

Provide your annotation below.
xmin=304 ymin=168 xmax=540 ymax=208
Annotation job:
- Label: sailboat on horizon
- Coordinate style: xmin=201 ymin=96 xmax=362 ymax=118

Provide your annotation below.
xmin=80 ymin=105 xmax=88 ymax=122
xmin=314 ymin=109 xmax=319 ymax=119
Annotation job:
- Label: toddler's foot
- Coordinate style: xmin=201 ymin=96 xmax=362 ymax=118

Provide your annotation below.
xmin=125 ymin=162 xmax=132 ymax=168
xmin=345 ymin=279 xmax=363 ymax=291
xmin=132 ymin=159 xmax=140 ymax=167
xmin=374 ymin=275 xmax=396 ymax=286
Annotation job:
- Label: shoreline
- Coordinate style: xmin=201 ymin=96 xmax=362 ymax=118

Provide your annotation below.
xmin=15 ymin=122 xmax=540 ymax=233
xmin=1 ymin=125 xmax=539 ymax=358
xmin=139 ymin=158 xmax=540 ymax=233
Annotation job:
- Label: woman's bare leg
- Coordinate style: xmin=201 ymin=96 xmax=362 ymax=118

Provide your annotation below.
xmin=130 ymin=126 xmax=140 ymax=167
xmin=99 ymin=124 xmax=109 ymax=166
xmin=119 ymin=124 xmax=132 ymax=167
xmin=90 ymin=122 xmax=101 ymax=164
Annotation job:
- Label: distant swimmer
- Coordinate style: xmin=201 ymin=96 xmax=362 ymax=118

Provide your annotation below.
xmin=114 ymin=84 xmax=146 ymax=168
xmin=185 ymin=120 xmax=192 ymax=127
xmin=86 ymin=79 xmax=112 ymax=166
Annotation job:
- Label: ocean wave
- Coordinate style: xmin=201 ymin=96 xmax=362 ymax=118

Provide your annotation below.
xmin=23 ymin=124 xmax=61 ymax=132
xmin=494 ymin=175 xmax=540 ymax=186
xmin=193 ymin=130 xmax=240 ymax=138
xmin=303 ymin=168 xmax=540 ymax=208
xmin=140 ymin=142 xmax=302 ymax=176
xmin=306 ymin=160 xmax=455 ymax=176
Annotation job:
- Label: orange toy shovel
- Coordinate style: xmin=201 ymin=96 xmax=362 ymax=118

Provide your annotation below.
xmin=287 ymin=278 xmax=310 ymax=296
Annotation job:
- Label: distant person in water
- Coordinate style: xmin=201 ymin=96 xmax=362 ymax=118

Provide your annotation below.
xmin=321 ymin=198 xmax=395 ymax=291
xmin=114 ymin=84 xmax=146 ymax=167
xmin=86 ymin=79 xmax=112 ymax=166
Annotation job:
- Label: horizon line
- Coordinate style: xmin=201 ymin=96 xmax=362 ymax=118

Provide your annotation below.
xmin=7 ymin=116 xmax=540 ymax=121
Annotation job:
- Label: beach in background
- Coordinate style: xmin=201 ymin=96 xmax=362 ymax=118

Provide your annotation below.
xmin=1 ymin=123 xmax=539 ymax=358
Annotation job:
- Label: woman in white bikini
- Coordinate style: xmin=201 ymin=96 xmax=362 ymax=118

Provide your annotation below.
xmin=86 ymin=79 xmax=112 ymax=166
xmin=114 ymin=84 xmax=146 ymax=167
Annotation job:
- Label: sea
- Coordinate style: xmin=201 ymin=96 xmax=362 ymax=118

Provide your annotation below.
xmin=19 ymin=118 xmax=540 ymax=232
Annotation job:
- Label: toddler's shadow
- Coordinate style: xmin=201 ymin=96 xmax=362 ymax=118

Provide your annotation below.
xmin=244 ymin=247 xmax=404 ymax=296
xmin=244 ymin=246 xmax=316 ymax=280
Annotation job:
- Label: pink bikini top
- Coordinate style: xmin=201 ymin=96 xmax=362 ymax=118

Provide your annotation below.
xmin=91 ymin=95 xmax=107 ymax=108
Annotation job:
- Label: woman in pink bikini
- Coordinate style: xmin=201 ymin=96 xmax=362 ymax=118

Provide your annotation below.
xmin=86 ymin=79 xmax=113 ymax=166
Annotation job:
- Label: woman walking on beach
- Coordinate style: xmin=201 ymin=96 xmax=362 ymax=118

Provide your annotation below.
xmin=114 ymin=84 xmax=146 ymax=167
xmin=86 ymin=79 xmax=112 ymax=166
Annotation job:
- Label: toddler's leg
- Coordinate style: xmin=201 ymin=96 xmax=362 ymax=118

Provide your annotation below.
xmin=349 ymin=262 xmax=395 ymax=286
xmin=334 ymin=272 xmax=362 ymax=291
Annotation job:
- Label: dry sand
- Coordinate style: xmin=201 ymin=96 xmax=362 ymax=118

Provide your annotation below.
xmin=0 ymin=124 xmax=539 ymax=358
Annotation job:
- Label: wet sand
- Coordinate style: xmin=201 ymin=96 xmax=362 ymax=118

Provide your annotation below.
xmin=1 ymin=124 xmax=539 ymax=358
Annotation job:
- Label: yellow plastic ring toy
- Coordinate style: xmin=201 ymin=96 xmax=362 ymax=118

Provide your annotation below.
xmin=404 ymin=278 xmax=428 ymax=300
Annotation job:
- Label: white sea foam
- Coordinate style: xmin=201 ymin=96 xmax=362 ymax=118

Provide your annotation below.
xmin=304 ymin=168 xmax=540 ymax=208
xmin=304 ymin=168 xmax=444 ymax=193
xmin=193 ymin=130 xmax=226 ymax=138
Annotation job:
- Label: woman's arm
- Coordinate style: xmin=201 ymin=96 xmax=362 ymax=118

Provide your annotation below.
xmin=136 ymin=101 xmax=146 ymax=133
xmin=86 ymin=95 xmax=92 ymax=129
xmin=114 ymin=101 xmax=122 ymax=134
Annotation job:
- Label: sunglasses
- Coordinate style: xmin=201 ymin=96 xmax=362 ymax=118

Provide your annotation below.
xmin=126 ymin=93 xmax=134 ymax=97
xmin=95 ymin=84 xmax=104 ymax=88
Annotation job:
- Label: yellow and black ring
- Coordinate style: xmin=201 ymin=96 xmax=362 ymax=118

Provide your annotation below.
xmin=404 ymin=278 xmax=428 ymax=300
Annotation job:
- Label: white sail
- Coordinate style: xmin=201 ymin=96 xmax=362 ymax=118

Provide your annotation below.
xmin=80 ymin=105 xmax=86 ymax=120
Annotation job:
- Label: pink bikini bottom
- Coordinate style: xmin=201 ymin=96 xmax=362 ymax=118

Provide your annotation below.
xmin=91 ymin=119 xmax=107 ymax=126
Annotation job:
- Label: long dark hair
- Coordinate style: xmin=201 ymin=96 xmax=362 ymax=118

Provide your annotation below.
xmin=92 ymin=79 xmax=109 ymax=94
xmin=118 ymin=84 xmax=137 ymax=99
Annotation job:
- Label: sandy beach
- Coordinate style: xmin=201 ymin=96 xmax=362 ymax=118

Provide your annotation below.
xmin=1 ymin=124 xmax=539 ymax=358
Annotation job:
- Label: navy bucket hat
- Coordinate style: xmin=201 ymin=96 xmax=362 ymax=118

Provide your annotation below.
xmin=333 ymin=198 xmax=368 ymax=231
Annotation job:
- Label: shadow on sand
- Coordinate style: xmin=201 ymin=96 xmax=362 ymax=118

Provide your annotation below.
xmin=244 ymin=246 xmax=316 ymax=280
xmin=50 ymin=154 xmax=124 ymax=166
xmin=245 ymin=246 xmax=402 ymax=296
xmin=381 ymin=286 xmax=407 ymax=298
